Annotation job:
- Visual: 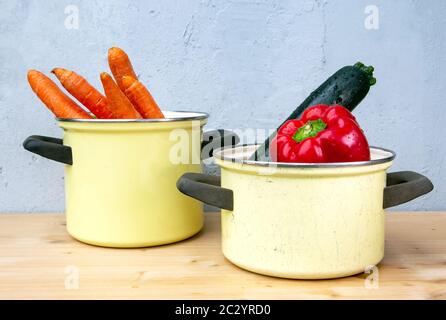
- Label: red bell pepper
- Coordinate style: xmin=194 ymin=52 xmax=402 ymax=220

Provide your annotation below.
xmin=270 ymin=104 xmax=370 ymax=163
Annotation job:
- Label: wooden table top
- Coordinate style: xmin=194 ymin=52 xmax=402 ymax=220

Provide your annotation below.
xmin=0 ymin=212 xmax=445 ymax=300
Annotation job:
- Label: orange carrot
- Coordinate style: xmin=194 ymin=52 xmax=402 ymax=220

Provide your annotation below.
xmin=108 ymin=47 xmax=137 ymax=92
xmin=100 ymin=72 xmax=142 ymax=119
xmin=52 ymin=68 xmax=115 ymax=119
xmin=27 ymin=70 xmax=91 ymax=119
xmin=121 ymin=76 xmax=164 ymax=119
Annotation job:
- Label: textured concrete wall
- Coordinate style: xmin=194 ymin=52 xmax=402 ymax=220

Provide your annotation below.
xmin=0 ymin=0 xmax=445 ymax=212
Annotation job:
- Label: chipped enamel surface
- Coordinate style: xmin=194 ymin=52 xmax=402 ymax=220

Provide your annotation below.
xmin=214 ymin=145 xmax=394 ymax=279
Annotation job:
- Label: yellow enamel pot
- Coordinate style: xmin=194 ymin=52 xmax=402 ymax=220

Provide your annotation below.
xmin=23 ymin=111 xmax=238 ymax=248
xmin=177 ymin=144 xmax=433 ymax=279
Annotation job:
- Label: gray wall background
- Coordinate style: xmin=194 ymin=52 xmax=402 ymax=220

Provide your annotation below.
xmin=0 ymin=0 xmax=445 ymax=212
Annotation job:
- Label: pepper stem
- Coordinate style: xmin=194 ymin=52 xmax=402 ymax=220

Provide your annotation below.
xmin=293 ymin=119 xmax=327 ymax=143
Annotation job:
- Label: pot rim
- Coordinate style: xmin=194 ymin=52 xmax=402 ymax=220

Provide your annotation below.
xmin=214 ymin=144 xmax=396 ymax=168
xmin=56 ymin=110 xmax=209 ymax=123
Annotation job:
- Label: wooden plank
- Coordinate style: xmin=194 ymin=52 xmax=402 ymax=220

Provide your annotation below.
xmin=0 ymin=212 xmax=445 ymax=299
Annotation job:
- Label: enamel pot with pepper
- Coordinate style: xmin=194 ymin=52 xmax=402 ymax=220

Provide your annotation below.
xmin=177 ymin=106 xmax=433 ymax=279
xmin=23 ymin=111 xmax=238 ymax=248
xmin=177 ymin=145 xmax=433 ymax=279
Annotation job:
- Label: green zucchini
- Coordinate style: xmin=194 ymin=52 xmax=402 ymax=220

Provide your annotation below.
xmin=250 ymin=62 xmax=376 ymax=161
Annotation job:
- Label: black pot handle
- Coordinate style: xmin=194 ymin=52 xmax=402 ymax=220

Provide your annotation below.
xmin=383 ymin=171 xmax=433 ymax=209
xmin=23 ymin=135 xmax=73 ymax=165
xmin=177 ymin=171 xmax=433 ymax=211
xmin=177 ymin=173 xmax=233 ymax=210
xmin=201 ymin=130 xmax=239 ymax=159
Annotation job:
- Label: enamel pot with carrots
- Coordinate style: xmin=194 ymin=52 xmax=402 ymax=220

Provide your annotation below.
xmin=23 ymin=48 xmax=238 ymax=247
xmin=25 ymin=114 xmax=238 ymax=248
xmin=177 ymin=105 xmax=434 ymax=279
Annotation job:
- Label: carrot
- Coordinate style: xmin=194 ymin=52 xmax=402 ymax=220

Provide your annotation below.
xmin=52 ymin=68 xmax=115 ymax=119
xmin=100 ymin=72 xmax=142 ymax=119
xmin=121 ymin=76 xmax=164 ymax=119
xmin=27 ymin=70 xmax=91 ymax=119
xmin=108 ymin=47 xmax=137 ymax=92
